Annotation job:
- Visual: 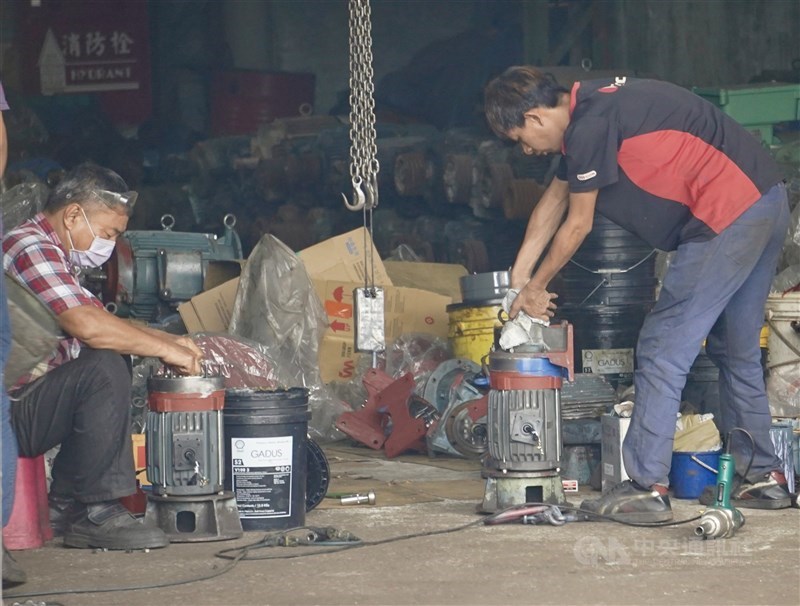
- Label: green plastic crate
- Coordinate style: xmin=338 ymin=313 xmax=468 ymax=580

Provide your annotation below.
xmin=692 ymin=83 xmax=800 ymax=144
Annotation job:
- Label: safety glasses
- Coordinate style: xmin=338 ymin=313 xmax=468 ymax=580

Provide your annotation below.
xmin=95 ymin=189 xmax=138 ymax=208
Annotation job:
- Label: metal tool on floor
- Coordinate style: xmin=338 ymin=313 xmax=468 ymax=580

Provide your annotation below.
xmin=695 ymin=436 xmax=745 ymax=539
xmin=484 ymin=504 xmax=591 ymax=526
xmin=480 ymin=321 xmax=574 ymax=513
xmin=144 ymin=374 xmax=243 ymax=542
xmin=339 ymin=491 xmax=377 ymax=506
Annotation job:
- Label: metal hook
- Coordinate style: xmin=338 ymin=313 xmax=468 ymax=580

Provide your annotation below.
xmin=342 ymin=176 xmax=366 ymax=211
xmin=366 ymin=172 xmax=379 ymax=209
xmin=364 ymin=180 xmax=376 ymax=210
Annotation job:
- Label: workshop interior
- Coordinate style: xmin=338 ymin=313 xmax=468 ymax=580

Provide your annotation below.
xmin=0 ymin=1 xmax=799 ymax=605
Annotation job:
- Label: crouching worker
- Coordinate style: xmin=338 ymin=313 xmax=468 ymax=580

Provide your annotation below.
xmin=3 ymin=163 xmax=203 ymax=550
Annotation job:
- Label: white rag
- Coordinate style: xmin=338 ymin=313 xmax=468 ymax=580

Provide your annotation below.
xmin=498 ymin=288 xmax=550 ymax=351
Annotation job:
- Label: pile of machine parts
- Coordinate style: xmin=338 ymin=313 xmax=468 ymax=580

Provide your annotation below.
xmin=81 ymin=213 xmax=244 ymax=323
xmin=147 ymin=116 xmax=550 ymax=273
xmin=334 ymin=319 xmax=585 ymax=514
xmin=335 ymin=360 xmax=489 ymax=460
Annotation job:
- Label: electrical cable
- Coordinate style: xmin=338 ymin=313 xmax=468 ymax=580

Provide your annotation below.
xmin=8 ymin=431 xmax=758 ymax=599
xmin=4 ymin=549 xmax=247 ymax=600
xmin=727 ymin=427 xmax=756 ymax=487
xmin=4 ymin=520 xmax=483 ymax=600
xmin=482 ymin=501 xmax=703 ymax=528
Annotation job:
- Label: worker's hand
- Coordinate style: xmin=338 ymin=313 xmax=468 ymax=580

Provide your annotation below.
xmin=509 ymin=266 xmax=532 ymax=291
xmin=509 ymin=282 xmax=558 ymax=322
xmin=160 ymin=342 xmax=203 ymax=376
xmin=173 ymin=335 xmax=203 ymax=360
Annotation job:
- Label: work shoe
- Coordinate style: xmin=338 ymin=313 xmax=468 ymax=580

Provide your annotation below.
xmin=580 ymin=480 xmax=673 ymax=523
xmin=49 ymin=493 xmax=79 ymax=537
xmin=2 ymin=546 xmax=27 ymax=588
xmin=698 ymin=470 xmax=791 ymax=510
xmin=63 ymin=501 xmax=169 ymax=550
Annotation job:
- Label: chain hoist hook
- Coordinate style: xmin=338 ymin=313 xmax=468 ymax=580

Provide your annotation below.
xmin=342 ymin=176 xmax=366 ymax=211
xmin=364 ymin=179 xmax=378 ymax=210
xmin=367 ymin=170 xmax=379 ymax=209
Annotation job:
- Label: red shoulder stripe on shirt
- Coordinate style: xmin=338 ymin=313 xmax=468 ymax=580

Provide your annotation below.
xmin=617 ymin=130 xmax=760 ymax=233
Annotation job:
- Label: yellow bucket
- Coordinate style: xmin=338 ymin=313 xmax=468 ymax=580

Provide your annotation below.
xmin=703 ymin=324 xmax=769 ymax=350
xmin=447 ymin=304 xmax=503 ymax=364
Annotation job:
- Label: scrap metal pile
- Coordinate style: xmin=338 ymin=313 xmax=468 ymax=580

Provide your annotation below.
xmin=186 ymin=116 xmax=556 ymax=273
xmin=335 ymin=358 xmax=489 ymax=459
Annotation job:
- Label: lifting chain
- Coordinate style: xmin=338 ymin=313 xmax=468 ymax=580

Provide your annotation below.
xmin=343 ymin=0 xmax=379 ymax=212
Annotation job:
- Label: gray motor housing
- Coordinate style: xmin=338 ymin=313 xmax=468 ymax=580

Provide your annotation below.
xmin=487 ymin=388 xmax=562 ymax=473
xmin=146 ymin=409 xmax=224 ymax=496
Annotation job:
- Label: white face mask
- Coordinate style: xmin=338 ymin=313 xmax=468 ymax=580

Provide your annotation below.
xmin=67 ymin=207 xmax=116 ymax=268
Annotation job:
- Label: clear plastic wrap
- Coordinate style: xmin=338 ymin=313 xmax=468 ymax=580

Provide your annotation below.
xmin=769 ymin=421 xmax=796 ymax=494
xmin=129 ymin=333 xmax=283 ymax=431
xmin=228 ymin=234 xmax=350 ymax=442
xmin=192 ymin=332 xmax=282 ymax=389
xmin=772 ymin=264 xmax=800 ymax=294
xmin=0 ymin=182 xmax=49 ymax=232
xmin=778 ymin=200 xmax=800 ymax=273
xmin=767 ymin=364 xmax=800 ymax=417
xmin=385 ymin=333 xmax=451 ymax=393
xmin=384 ymin=243 xmax=422 ymax=262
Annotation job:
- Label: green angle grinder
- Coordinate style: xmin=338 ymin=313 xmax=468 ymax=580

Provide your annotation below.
xmin=694 ymin=434 xmax=745 ymax=539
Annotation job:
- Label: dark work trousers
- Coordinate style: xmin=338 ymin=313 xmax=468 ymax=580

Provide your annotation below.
xmin=10 ymin=348 xmax=136 ymax=503
xmin=623 ymin=182 xmax=790 ymax=488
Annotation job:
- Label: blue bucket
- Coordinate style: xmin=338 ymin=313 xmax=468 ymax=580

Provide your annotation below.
xmin=668 ymin=450 xmax=721 ymax=499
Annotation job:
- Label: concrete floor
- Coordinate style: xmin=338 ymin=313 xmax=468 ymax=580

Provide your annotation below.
xmin=3 ymin=446 xmax=799 ymax=606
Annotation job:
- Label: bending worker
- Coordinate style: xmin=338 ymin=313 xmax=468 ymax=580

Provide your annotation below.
xmin=3 ymin=163 xmax=203 ymax=550
xmin=484 ymin=67 xmax=791 ymax=522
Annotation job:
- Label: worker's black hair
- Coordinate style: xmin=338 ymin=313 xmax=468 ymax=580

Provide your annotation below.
xmin=45 ymin=162 xmax=135 ymax=217
xmin=484 ymin=66 xmax=569 ymax=138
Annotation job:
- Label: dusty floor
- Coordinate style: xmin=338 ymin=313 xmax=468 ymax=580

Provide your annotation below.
xmin=3 ymin=445 xmax=799 ymax=606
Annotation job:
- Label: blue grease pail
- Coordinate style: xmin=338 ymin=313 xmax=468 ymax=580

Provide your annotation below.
xmin=223 ymin=388 xmax=310 ymax=530
xmin=668 ymin=450 xmax=721 ymax=499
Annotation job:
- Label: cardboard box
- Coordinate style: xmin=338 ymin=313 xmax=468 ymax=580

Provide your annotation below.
xmin=297 ymin=227 xmax=392 ymax=286
xmin=313 ymin=279 xmax=452 ymax=382
xmin=132 ymin=433 xmax=149 ymax=486
xmin=384 ymin=260 xmax=467 ymax=302
xmin=177 ymin=229 xmax=459 ymax=383
xmin=178 ymin=260 xmax=245 ymax=333
xmin=178 ymin=278 xmax=240 ymax=333
xmin=601 ymin=414 xmax=631 ymax=492
xmin=301 ymin=231 xmax=461 ymax=383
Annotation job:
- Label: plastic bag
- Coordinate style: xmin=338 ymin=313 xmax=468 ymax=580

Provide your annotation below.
xmin=385 ymin=333 xmax=450 ymax=393
xmin=767 ymin=364 xmax=800 ymax=417
xmin=772 ymin=264 xmax=800 ymax=294
xmin=192 ymin=332 xmax=282 ymax=390
xmin=769 ymin=422 xmax=796 ymax=494
xmin=129 ymin=333 xmax=284 ymax=431
xmin=228 ymin=234 xmax=350 ymax=442
xmin=779 ymin=201 xmax=800 ymax=273
xmin=384 ymin=243 xmax=422 ymax=262
xmin=673 ymin=413 xmax=722 ymax=452
xmin=0 ymin=182 xmax=49 ymax=232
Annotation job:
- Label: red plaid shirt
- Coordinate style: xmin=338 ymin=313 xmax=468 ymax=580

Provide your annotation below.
xmin=3 ymin=213 xmax=104 ymax=391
